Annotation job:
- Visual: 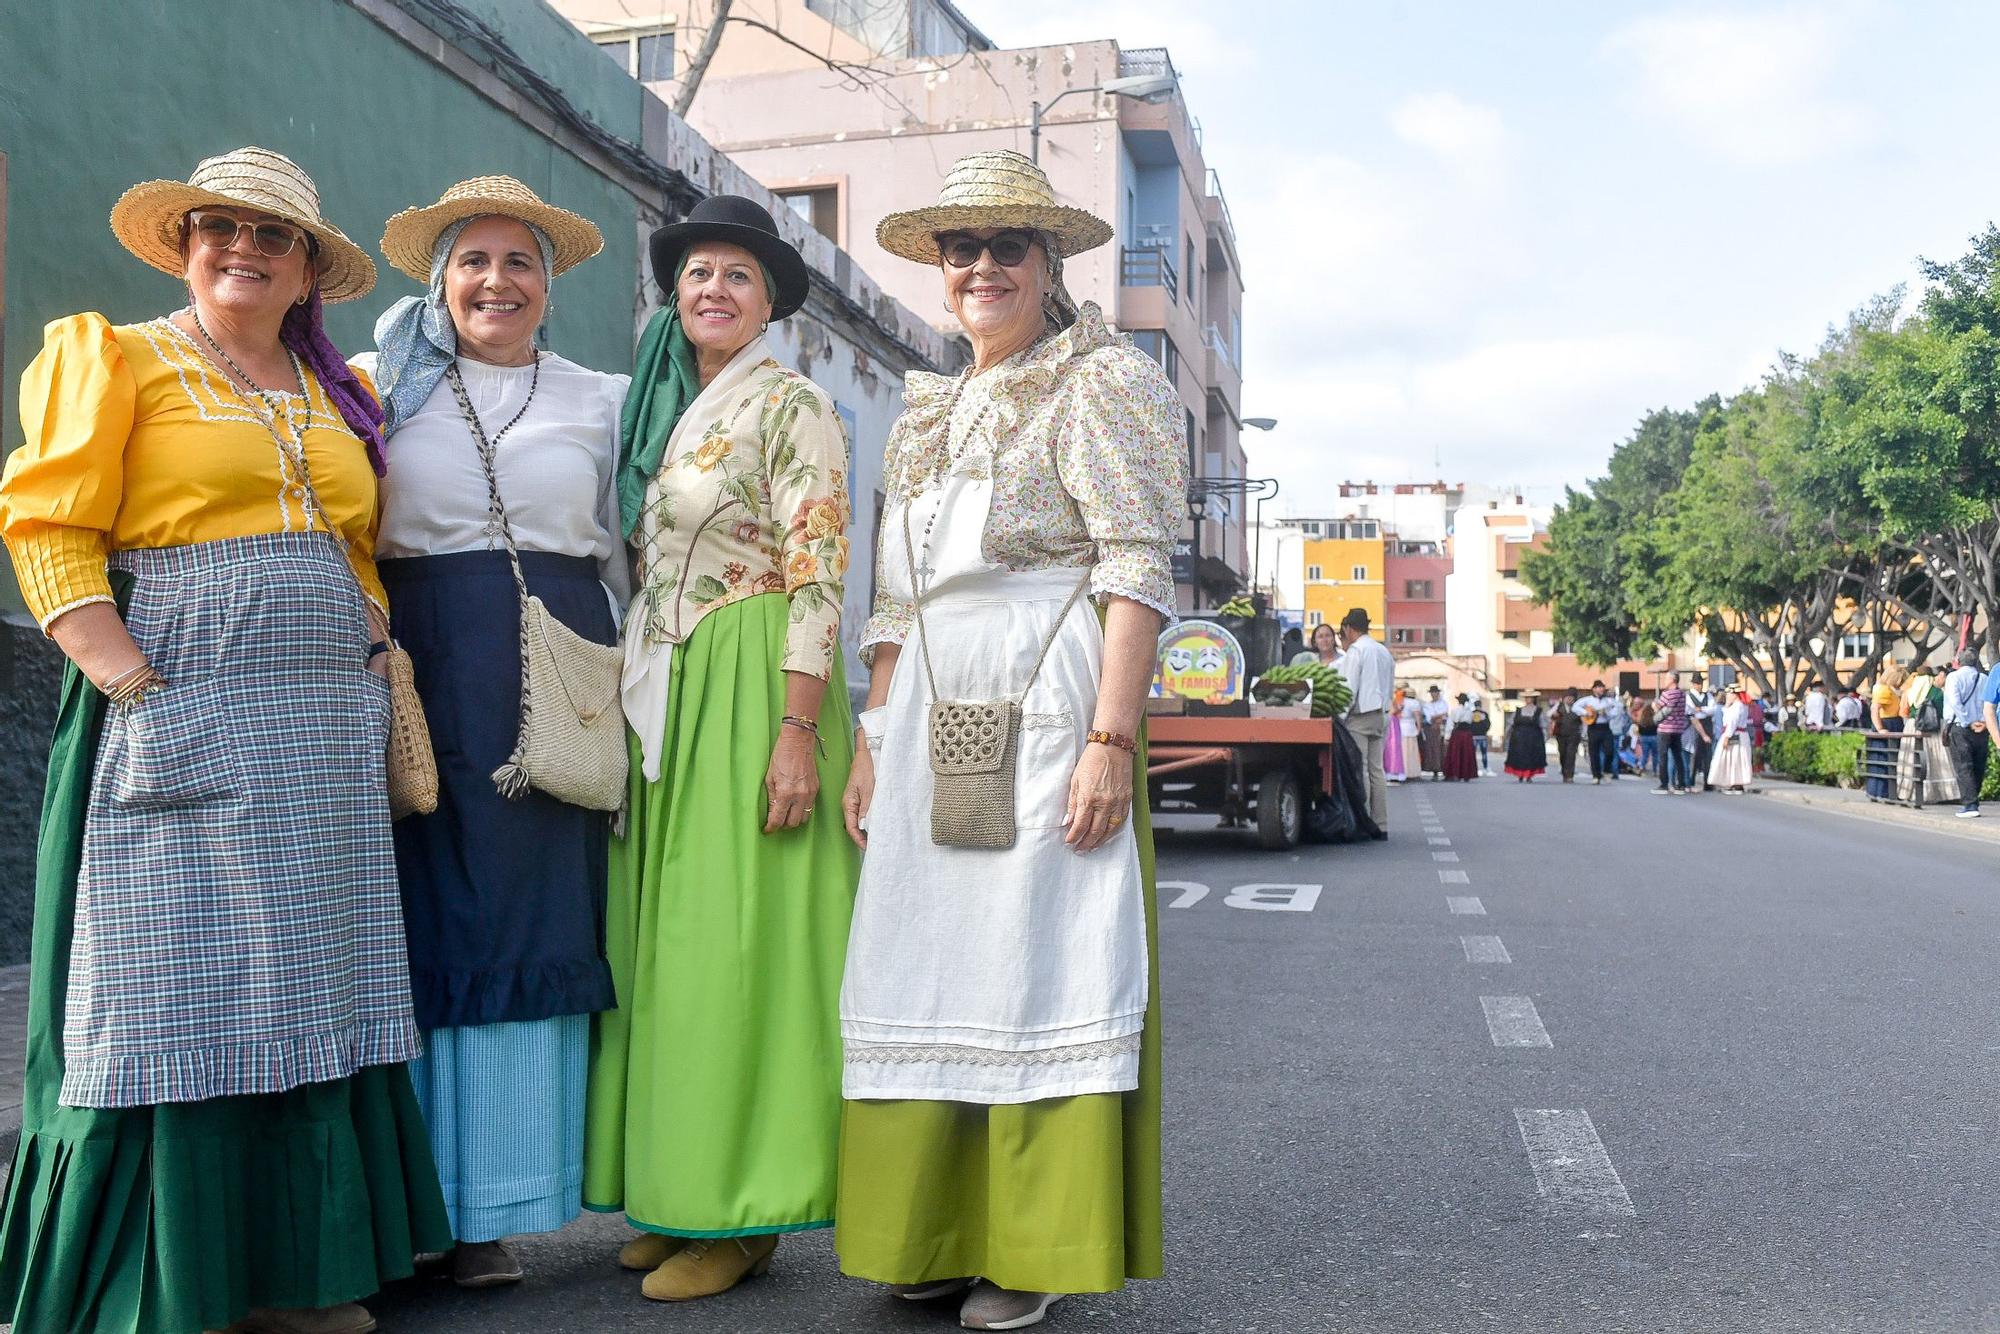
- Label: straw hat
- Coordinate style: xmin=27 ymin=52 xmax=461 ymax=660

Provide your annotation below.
xmin=877 ymin=149 xmax=1113 ymax=264
xmin=110 ymin=146 xmax=376 ymax=303
xmin=380 ymin=175 xmax=604 ymax=283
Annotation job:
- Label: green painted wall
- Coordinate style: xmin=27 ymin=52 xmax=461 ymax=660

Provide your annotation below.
xmin=0 ymin=0 xmax=643 ymax=464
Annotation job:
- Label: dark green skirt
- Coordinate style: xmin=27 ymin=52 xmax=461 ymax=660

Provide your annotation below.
xmin=0 ymin=645 xmax=450 ymax=1333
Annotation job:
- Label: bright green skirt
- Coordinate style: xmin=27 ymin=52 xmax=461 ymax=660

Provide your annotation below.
xmin=584 ymin=593 xmax=858 ymax=1237
xmin=834 ymin=742 xmax=1165 ymax=1294
xmin=0 ymin=639 xmax=450 ymax=1334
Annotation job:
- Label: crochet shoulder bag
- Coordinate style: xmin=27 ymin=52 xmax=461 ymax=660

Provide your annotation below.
xmin=448 ymin=362 xmax=627 ymax=812
xmin=902 ymin=503 xmax=1092 ymax=849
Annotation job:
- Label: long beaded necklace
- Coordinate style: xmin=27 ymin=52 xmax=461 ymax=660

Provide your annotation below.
xmin=444 ymin=353 xmax=542 ymax=548
xmin=908 ymin=370 xmax=998 ymax=591
xmin=186 ymin=307 xmax=332 ymax=539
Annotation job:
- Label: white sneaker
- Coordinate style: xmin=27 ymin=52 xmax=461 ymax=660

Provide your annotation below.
xmin=1958 ymin=808 xmax=1983 ymax=819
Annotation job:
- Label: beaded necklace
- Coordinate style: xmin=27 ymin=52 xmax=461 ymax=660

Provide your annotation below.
xmin=186 ymin=308 xmax=333 ymax=540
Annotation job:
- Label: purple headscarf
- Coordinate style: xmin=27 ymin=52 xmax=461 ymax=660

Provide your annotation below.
xmin=281 ymin=289 xmax=386 ymax=475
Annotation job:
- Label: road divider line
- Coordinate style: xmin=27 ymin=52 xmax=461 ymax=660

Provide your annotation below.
xmin=1461 ymin=935 xmax=1511 ymax=963
xmin=1513 ymin=1109 xmax=1636 ymax=1216
xmin=1427 ymin=836 xmax=1452 ymax=846
xmin=1447 ymin=896 xmax=1485 ymax=915
xmin=1482 ymin=995 xmax=1552 ymax=1047
xmin=1439 ymin=869 xmax=1470 ymax=884
xmin=1432 ymin=851 xmax=1461 ymax=863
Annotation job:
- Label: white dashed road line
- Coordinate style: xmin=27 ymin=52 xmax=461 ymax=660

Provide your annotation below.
xmin=1514 ymin=1109 xmax=1637 ymax=1217
xmin=1439 ymin=869 xmax=1470 ymax=884
xmin=1427 ymin=836 xmax=1452 ymax=846
xmin=1432 ymin=851 xmax=1460 ymax=862
xmin=1482 ymin=995 xmax=1553 ymax=1047
xmin=1461 ymin=935 xmax=1511 ymax=963
xmin=1447 ymin=896 xmax=1485 ymax=915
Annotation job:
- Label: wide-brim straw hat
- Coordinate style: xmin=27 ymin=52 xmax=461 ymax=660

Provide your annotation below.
xmin=109 ymin=146 xmax=376 ymax=303
xmin=381 ymin=175 xmax=604 ymax=283
xmin=877 ymin=149 xmax=1114 ymax=264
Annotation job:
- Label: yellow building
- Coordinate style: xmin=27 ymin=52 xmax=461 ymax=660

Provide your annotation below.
xmin=1300 ymin=520 xmax=1385 ymax=631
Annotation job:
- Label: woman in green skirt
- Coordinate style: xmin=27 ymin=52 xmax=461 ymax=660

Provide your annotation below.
xmin=0 ymin=149 xmax=448 ymax=1334
xmin=584 ymin=195 xmax=858 ymax=1303
xmin=837 ymin=151 xmax=1181 ymax=1330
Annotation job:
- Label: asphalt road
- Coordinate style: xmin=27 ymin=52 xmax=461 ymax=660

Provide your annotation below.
xmin=370 ymin=774 xmax=2000 ymax=1333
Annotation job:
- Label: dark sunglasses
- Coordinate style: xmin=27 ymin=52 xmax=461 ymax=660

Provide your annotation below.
xmin=186 ymin=210 xmax=310 ymax=260
xmin=936 ymin=229 xmax=1039 ymax=269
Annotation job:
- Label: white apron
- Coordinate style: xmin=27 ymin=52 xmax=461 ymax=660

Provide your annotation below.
xmin=840 ymin=450 xmax=1150 ymax=1104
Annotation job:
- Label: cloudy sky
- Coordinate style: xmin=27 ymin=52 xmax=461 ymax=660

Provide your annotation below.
xmin=990 ymin=0 xmax=2000 ymax=511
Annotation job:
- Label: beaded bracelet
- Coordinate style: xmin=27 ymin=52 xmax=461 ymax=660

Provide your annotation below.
xmin=1086 ymin=729 xmax=1137 ymax=753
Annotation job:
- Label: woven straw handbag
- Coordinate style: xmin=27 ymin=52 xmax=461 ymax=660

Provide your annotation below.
xmin=384 ymin=645 xmax=439 ymax=819
xmin=449 ymin=366 xmax=628 ymax=812
xmin=903 ymin=508 xmax=1091 ymax=849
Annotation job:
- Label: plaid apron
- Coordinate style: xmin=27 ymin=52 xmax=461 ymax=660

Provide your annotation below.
xmin=60 ymin=532 xmax=421 ymax=1108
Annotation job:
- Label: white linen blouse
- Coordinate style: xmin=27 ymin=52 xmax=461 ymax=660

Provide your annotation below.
xmin=358 ymin=352 xmax=632 ymax=609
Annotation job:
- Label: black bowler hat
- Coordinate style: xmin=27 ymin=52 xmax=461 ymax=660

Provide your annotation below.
xmin=649 ymin=195 xmax=810 ymax=320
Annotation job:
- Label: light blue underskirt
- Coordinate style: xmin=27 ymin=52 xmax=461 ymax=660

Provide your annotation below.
xmin=410 ymin=1013 xmax=590 ymax=1243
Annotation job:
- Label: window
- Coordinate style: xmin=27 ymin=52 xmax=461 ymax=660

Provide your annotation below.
xmin=1553 ymin=639 xmax=1573 ymax=655
xmin=1129 ymin=330 xmax=1179 ymax=382
xmin=1838 ymin=631 xmax=1874 ymax=659
xmin=594 ymin=26 xmax=674 ymax=81
xmin=777 ymin=186 xmax=840 ymax=242
xmin=1307 ymin=610 xmax=1323 ymax=627
xmin=1351 ymin=564 xmax=1369 ymax=581
xmin=1306 ymin=564 xmax=1322 ymax=581
xmin=1502 ymin=630 xmax=1521 ymax=641
xmin=1404 ymin=579 xmax=1433 ymax=599
xmin=1184 ymin=236 xmax=1196 ymax=307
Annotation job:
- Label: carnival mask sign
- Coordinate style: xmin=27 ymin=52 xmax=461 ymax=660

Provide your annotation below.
xmin=1151 ymin=620 xmax=1246 ymax=703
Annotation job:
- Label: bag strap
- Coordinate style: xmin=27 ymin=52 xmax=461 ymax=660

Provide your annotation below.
xmin=446 ymin=360 xmax=541 ymax=747
xmin=901 ymin=499 xmax=1094 ymax=706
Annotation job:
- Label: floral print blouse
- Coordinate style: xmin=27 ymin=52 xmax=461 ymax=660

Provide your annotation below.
xmin=632 ymin=346 xmax=851 ymax=679
xmin=861 ymin=302 xmax=1185 ymax=665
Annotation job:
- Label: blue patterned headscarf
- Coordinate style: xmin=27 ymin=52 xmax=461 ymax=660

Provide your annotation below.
xmin=372 ymin=214 xmax=556 ymax=438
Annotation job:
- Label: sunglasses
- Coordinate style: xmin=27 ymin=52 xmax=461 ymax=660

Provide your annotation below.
xmin=186 ymin=210 xmax=310 ymax=260
xmin=936 ymin=229 xmax=1040 ymax=269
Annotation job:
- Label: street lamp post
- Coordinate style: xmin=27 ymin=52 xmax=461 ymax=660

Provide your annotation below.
xmin=1029 ymin=73 xmax=1177 ymax=164
xmin=1187 ymin=476 xmax=1278 ymax=611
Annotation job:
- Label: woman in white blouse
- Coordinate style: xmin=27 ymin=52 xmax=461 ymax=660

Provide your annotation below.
xmin=1708 ymin=686 xmax=1756 ymax=793
xmin=357 ymin=177 xmax=628 ymax=1289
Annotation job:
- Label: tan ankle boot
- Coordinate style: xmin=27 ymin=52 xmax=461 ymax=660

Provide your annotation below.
xmin=640 ymin=1234 xmax=778 ymax=1301
xmin=617 ymin=1231 xmax=689 ymax=1272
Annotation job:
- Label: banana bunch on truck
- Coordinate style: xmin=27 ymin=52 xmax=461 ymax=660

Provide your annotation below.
xmin=1250 ymin=662 xmax=1353 ymax=717
xmin=1215 ymin=595 xmax=1258 ymax=618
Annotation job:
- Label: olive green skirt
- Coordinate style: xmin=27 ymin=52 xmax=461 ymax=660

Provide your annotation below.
xmin=834 ymin=743 xmax=1164 ymax=1294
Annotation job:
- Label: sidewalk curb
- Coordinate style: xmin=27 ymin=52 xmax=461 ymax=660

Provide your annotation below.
xmin=1750 ymin=782 xmax=2000 ymax=848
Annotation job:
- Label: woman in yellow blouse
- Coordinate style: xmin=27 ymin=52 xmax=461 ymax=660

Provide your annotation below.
xmin=583 ymin=195 xmax=858 ymax=1302
xmin=0 ymin=149 xmax=446 ymax=1334
xmin=1867 ymin=663 xmax=1908 ymax=801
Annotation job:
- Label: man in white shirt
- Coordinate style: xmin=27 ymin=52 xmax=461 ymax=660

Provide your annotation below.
xmin=1945 ymin=650 xmax=1988 ymax=816
xmin=1802 ymin=682 xmax=1831 ymax=731
xmin=1335 ymin=608 xmax=1395 ymax=838
xmin=1833 ymin=690 xmax=1863 ymax=729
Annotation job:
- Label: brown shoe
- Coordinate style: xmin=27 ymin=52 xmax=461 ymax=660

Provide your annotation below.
xmin=891 ymin=1277 xmax=977 ymax=1301
xmin=640 ymin=1234 xmax=778 ymax=1301
xmin=231 ymin=1304 xmax=378 ymax=1334
xmin=618 ymin=1230 xmax=690 ymax=1272
xmin=452 ymin=1240 xmax=524 ymax=1289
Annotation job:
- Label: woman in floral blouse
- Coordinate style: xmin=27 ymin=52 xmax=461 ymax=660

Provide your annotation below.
xmin=836 ymin=151 xmax=1184 ymax=1330
xmin=582 ymin=195 xmax=857 ymax=1302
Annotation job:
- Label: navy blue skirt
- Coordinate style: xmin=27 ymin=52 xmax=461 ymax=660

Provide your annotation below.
xmin=379 ymin=550 xmax=619 ymax=1030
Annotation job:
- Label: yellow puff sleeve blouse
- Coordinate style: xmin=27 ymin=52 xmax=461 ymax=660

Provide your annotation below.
xmin=0 ymin=313 xmax=388 ymax=629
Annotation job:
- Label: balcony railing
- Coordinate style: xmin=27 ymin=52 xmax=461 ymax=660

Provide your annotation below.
xmin=1205 ymin=168 xmax=1236 ymax=244
xmin=1121 ymin=246 xmax=1179 ymax=302
xmin=1119 ymin=47 xmax=1176 ymax=80
xmin=1202 ymin=322 xmax=1238 ymax=371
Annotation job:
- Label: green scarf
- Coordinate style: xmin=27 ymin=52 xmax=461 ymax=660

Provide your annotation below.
xmin=617 ymin=256 xmax=779 ymax=539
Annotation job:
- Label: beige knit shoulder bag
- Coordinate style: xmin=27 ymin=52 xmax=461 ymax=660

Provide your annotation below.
xmin=902 ymin=504 xmax=1092 ymax=849
xmin=447 ymin=362 xmax=627 ymax=812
